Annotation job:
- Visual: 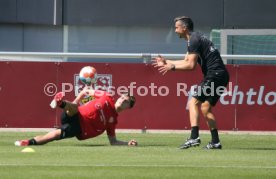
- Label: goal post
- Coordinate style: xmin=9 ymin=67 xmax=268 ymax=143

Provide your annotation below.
xmin=210 ymin=29 xmax=276 ymax=64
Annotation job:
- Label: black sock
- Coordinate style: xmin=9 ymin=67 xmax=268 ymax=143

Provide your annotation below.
xmin=28 ymin=138 xmax=37 ymax=145
xmin=190 ymin=126 xmax=199 ymax=139
xmin=210 ymin=129 xmax=220 ymax=143
xmin=59 ymin=101 xmax=66 ymax=108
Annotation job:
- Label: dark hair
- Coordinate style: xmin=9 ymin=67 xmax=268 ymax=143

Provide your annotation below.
xmin=174 ymin=16 xmax=194 ymax=31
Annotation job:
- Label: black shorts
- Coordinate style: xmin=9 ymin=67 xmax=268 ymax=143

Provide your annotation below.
xmin=58 ymin=112 xmax=82 ymax=139
xmin=193 ymin=70 xmax=229 ymax=106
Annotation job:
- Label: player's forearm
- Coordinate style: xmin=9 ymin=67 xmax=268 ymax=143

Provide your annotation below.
xmin=169 ymin=53 xmax=197 ymax=71
xmin=166 ymin=52 xmax=188 ymax=65
xmin=166 ymin=59 xmax=185 ymax=65
xmin=72 ymin=87 xmax=95 ymax=104
xmin=72 ymin=95 xmax=82 ymax=104
xmin=174 ymin=60 xmax=196 ymax=71
xmin=110 ymin=140 xmax=128 ymax=146
xmin=108 ymin=135 xmax=127 ymax=145
xmin=108 ymin=136 xmax=137 ymax=146
xmin=72 ymin=90 xmax=86 ymax=104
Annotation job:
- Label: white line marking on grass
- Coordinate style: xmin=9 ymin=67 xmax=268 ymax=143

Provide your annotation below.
xmin=0 ymin=163 xmax=275 ymax=169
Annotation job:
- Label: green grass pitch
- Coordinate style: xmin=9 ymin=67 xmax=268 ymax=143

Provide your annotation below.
xmin=0 ymin=132 xmax=276 ymax=178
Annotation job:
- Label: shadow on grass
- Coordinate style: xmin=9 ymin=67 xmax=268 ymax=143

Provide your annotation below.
xmin=76 ymin=144 xmax=107 ymax=147
xmin=136 ymin=144 xmax=169 ymax=147
xmin=74 ymin=144 xmax=169 ymax=147
xmin=234 ymin=147 xmax=276 ymax=151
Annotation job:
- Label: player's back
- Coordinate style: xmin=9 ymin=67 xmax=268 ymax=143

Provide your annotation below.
xmin=76 ymin=93 xmax=118 ymax=140
xmin=189 ymin=32 xmax=226 ymax=76
xmin=78 ymin=93 xmax=118 ymax=125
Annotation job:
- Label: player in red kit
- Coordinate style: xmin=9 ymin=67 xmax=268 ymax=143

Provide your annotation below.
xmin=15 ymin=88 xmax=137 ymax=146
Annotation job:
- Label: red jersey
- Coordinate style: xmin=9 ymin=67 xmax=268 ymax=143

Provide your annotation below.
xmin=77 ymin=91 xmax=118 ymax=140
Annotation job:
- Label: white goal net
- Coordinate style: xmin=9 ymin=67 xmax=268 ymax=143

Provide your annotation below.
xmin=210 ymin=29 xmax=276 ymax=64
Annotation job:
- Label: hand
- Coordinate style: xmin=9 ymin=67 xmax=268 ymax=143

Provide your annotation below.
xmin=158 ymin=64 xmax=175 ymax=75
xmin=54 ymin=92 xmax=65 ymax=102
xmin=50 ymin=91 xmax=65 ymax=108
xmin=128 ymin=139 xmax=138 ymax=146
xmin=151 ymin=55 xmax=166 ymax=68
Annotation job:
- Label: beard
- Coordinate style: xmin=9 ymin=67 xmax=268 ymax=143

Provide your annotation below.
xmin=177 ymin=33 xmax=184 ymax=38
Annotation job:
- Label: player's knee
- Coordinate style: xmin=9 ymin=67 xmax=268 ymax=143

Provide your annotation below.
xmin=53 ymin=129 xmax=62 ymax=139
xmin=58 ymin=124 xmax=70 ymax=140
xmin=188 ymin=97 xmax=201 ymax=109
xmin=201 ymin=107 xmax=208 ymax=117
xmin=201 ymin=103 xmax=212 ymax=118
xmin=58 ymin=123 xmax=79 ymax=140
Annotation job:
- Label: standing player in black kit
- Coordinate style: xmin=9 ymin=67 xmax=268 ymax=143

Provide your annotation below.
xmin=152 ymin=16 xmax=229 ymax=149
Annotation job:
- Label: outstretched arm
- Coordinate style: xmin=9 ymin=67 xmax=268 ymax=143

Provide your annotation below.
xmin=73 ymin=86 xmax=96 ymax=104
xmin=152 ymin=53 xmax=198 ymax=75
xmin=166 ymin=52 xmax=189 ymax=65
xmin=108 ymin=135 xmax=137 ymax=146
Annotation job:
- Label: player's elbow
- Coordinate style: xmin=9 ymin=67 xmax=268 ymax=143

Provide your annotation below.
xmin=186 ymin=62 xmax=197 ymax=71
xmin=185 ymin=54 xmax=197 ymax=70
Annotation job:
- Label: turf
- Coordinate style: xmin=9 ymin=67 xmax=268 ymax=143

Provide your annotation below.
xmin=0 ymin=132 xmax=276 ymax=178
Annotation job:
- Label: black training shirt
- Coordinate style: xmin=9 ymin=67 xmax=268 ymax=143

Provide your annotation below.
xmin=187 ymin=32 xmax=226 ymax=76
